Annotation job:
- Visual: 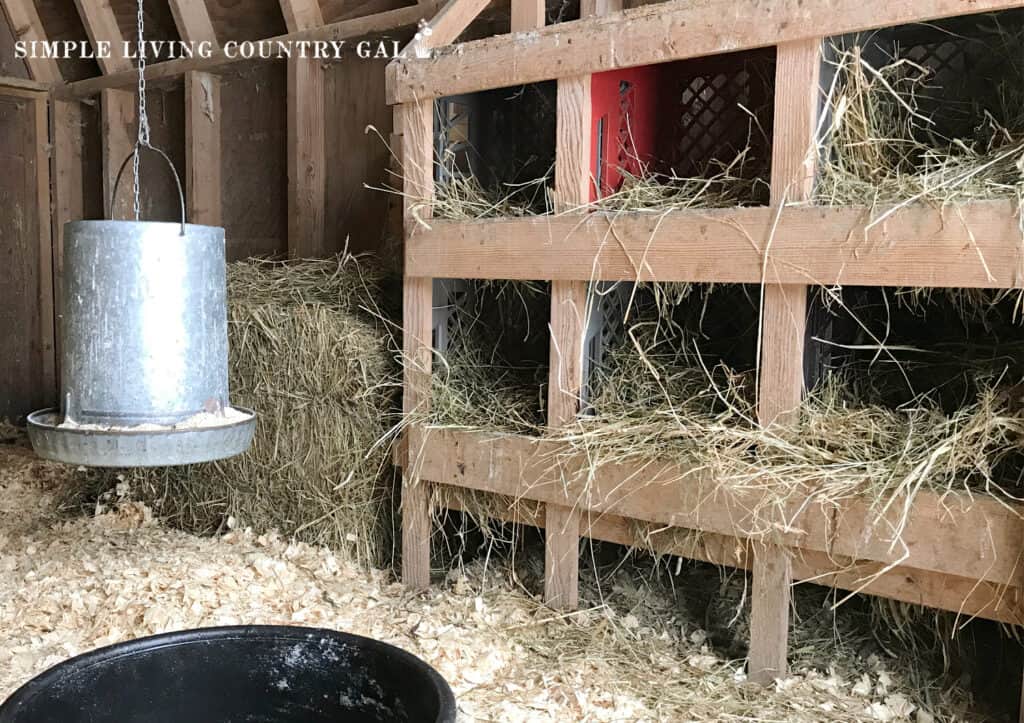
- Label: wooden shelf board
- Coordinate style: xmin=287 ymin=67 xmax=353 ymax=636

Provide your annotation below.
xmin=439 ymin=489 xmax=1024 ymax=625
xmin=405 ymin=426 xmax=1024 ymax=591
xmin=387 ymin=0 xmax=1024 ymax=103
xmin=406 ymin=200 xmax=1024 ymax=289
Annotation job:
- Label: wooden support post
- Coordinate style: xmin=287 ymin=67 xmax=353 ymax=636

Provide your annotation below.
xmin=30 ymin=92 xmax=55 ymax=403
xmin=287 ymin=56 xmax=326 ymax=258
xmin=0 ymin=0 xmax=62 ymax=83
xmin=72 ymin=0 xmax=130 ymax=75
xmin=101 ymin=89 xmax=136 ymax=221
xmin=545 ymin=72 xmax=591 ymax=610
xmin=748 ymin=37 xmax=822 ymax=685
xmin=400 ymin=100 xmax=435 ymax=589
xmin=579 ymin=0 xmax=622 ymax=18
xmin=169 ymin=0 xmax=221 ymax=229
xmin=511 ymin=0 xmax=545 ymax=31
xmin=52 ymin=100 xmax=84 ymax=379
xmin=53 ymin=100 xmax=84 ymax=268
xmin=185 ymin=72 xmax=222 ymax=226
xmin=279 ymin=0 xmax=325 ymax=32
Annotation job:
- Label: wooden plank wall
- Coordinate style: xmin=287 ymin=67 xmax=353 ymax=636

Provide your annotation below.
xmin=100 ymin=89 xmax=136 ymax=220
xmin=140 ymin=85 xmax=188 ymax=222
xmin=0 ymin=0 xmax=49 ymax=81
xmin=220 ymin=64 xmax=289 ymax=259
xmin=0 ymin=86 xmax=55 ymax=419
xmin=324 ymin=58 xmax=397 ymax=258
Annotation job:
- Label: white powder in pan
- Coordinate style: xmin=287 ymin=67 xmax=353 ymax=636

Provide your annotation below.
xmin=58 ymin=406 xmax=250 ymax=432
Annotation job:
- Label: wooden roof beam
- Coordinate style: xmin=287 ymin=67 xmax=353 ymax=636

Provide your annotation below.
xmin=55 ymin=2 xmax=442 ymax=98
xmin=72 ymin=0 xmax=131 ymax=75
xmin=168 ymin=0 xmax=218 ymax=44
xmin=0 ymin=0 xmax=62 ymax=83
xmin=419 ymin=0 xmax=490 ymax=49
xmin=279 ymin=0 xmax=325 ymax=32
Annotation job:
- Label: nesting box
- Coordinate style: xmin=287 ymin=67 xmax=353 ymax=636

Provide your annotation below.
xmin=589 ymin=50 xmax=777 ymax=202
xmin=590 ymin=67 xmax=660 ymax=200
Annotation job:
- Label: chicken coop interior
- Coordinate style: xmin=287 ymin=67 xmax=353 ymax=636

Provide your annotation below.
xmin=4 ymin=0 xmax=1024 ymax=721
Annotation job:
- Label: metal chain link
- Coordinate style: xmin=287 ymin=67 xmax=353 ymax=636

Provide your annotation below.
xmin=132 ymin=0 xmax=151 ymax=221
xmin=108 ymin=0 xmax=186 ymax=230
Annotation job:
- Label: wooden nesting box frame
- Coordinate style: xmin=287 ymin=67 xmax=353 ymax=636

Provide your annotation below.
xmin=390 ymin=0 xmax=1024 ymax=685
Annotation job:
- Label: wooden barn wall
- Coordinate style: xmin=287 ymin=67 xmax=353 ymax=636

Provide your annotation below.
xmin=321 ymin=0 xmax=410 ymax=23
xmin=324 ymin=57 xmax=394 ymax=258
xmin=80 ymin=100 xmax=106 ymax=221
xmin=221 ymin=63 xmax=288 ymax=260
xmin=95 ymin=86 xmax=187 ymax=223
xmin=36 ymin=0 xmax=101 ymax=81
xmin=0 ymin=91 xmax=54 ymax=420
xmin=0 ymin=13 xmax=28 ymax=80
xmin=110 ymin=0 xmax=181 ymax=47
xmin=140 ymin=84 xmax=187 ymax=223
xmin=206 ymin=0 xmax=286 ymax=43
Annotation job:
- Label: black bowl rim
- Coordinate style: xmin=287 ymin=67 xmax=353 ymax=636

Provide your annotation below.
xmin=0 ymin=625 xmax=456 ymax=723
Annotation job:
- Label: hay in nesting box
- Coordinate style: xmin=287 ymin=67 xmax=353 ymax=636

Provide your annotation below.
xmin=428 ymin=167 xmax=553 ymax=221
xmin=426 ymin=279 xmax=551 ymax=433
xmin=558 ymin=284 xmax=1024 ymax=541
xmin=816 ymin=23 xmax=1024 ymax=213
xmin=419 ymin=149 xmax=763 ymax=222
xmin=592 ymin=152 xmax=768 ymax=213
xmin=111 ymin=256 xmax=399 ymax=566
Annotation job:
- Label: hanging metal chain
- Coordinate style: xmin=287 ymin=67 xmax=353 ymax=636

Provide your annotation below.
xmin=132 ymin=0 xmax=151 ymax=222
xmin=108 ymin=0 xmax=186 ymax=230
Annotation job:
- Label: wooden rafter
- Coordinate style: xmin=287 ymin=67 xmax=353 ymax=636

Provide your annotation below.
xmin=418 ymin=0 xmax=490 ymax=49
xmin=279 ymin=0 xmax=325 ymax=32
xmin=387 ymin=0 xmax=1024 ymax=103
xmin=56 ymin=2 xmax=444 ymax=98
xmin=0 ymin=0 xmax=62 ymax=83
xmin=168 ymin=0 xmax=218 ymax=43
xmin=73 ymin=0 xmax=131 ymax=75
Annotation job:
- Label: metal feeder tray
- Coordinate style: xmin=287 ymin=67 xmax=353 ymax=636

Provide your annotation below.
xmin=27 ymin=407 xmax=257 ymax=468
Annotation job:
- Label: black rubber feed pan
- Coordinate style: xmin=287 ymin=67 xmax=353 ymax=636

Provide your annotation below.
xmin=0 ymin=626 xmax=456 ymax=723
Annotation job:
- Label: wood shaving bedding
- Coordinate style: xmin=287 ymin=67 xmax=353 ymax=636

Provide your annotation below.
xmin=0 ymin=445 xmax=963 ymax=721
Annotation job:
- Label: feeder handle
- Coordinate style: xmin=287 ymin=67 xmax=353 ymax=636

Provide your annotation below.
xmin=109 ymin=145 xmax=188 ymax=234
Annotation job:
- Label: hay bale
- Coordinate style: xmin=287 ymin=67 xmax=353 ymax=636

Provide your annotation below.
xmin=125 ymin=256 xmax=398 ymax=567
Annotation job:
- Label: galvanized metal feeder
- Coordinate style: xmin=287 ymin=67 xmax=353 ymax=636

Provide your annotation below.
xmin=28 ymin=0 xmax=255 ymax=467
